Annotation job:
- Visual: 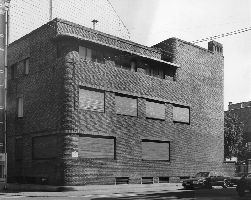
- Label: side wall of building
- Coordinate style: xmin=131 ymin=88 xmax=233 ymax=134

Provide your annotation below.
xmin=7 ymin=21 xmax=65 ymax=185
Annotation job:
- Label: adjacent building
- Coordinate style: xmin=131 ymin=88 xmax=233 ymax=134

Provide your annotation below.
xmin=6 ymin=18 xmax=233 ymax=185
xmin=226 ymin=101 xmax=251 ymax=155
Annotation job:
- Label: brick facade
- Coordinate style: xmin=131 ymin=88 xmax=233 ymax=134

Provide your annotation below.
xmin=6 ymin=18 xmax=234 ymax=186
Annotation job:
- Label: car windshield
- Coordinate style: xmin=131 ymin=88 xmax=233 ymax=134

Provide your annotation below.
xmin=195 ymin=172 xmax=209 ymax=178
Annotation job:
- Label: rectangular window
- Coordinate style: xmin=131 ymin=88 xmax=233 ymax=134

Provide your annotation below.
xmin=79 ymin=46 xmax=92 ymax=60
xmin=32 ymin=135 xmax=57 ymax=159
xmin=142 ymin=177 xmax=154 ymax=184
xmin=17 ymin=97 xmax=23 ymax=118
xmin=165 ymin=68 xmax=176 ymax=81
xmin=78 ymin=135 xmax=115 ymax=159
xmin=146 ymin=100 xmax=165 ymax=120
xmin=24 ymin=58 xmax=29 ymax=75
xmin=79 ymin=87 xmax=104 ymax=112
xmin=115 ymin=94 xmax=137 ymax=116
xmin=11 ymin=64 xmax=17 ymax=80
xmin=142 ymin=139 xmax=170 ymax=161
xmin=15 ymin=137 xmax=23 ymax=161
xmin=147 ymin=66 xmax=164 ymax=79
xmin=173 ymin=105 xmax=190 ymax=124
xmin=247 ymin=142 xmax=251 ymax=152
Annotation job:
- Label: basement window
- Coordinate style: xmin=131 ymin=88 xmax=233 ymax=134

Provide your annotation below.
xmin=115 ymin=177 xmax=129 ymax=185
xmin=142 ymin=177 xmax=153 ymax=184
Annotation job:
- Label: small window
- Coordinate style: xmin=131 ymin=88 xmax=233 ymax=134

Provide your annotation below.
xmin=115 ymin=94 xmax=137 ymax=116
xmin=147 ymin=66 xmax=164 ymax=79
xmin=130 ymin=61 xmax=137 ymax=72
xmin=159 ymin=177 xmax=169 ymax=183
xmin=17 ymin=97 xmax=23 ymax=118
xmin=165 ymin=68 xmax=176 ymax=81
xmin=247 ymin=142 xmax=251 ymax=152
xmin=115 ymin=177 xmax=129 ymax=184
xmin=142 ymin=177 xmax=153 ymax=184
xmin=11 ymin=64 xmax=17 ymax=80
xmin=79 ymin=87 xmax=104 ymax=112
xmin=78 ymin=135 xmax=115 ymax=159
xmin=32 ymin=135 xmax=57 ymax=160
xmin=24 ymin=58 xmax=29 ymax=75
xmin=173 ymin=105 xmax=190 ymax=124
xmin=79 ymin=46 xmax=92 ymax=60
xmin=142 ymin=139 xmax=170 ymax=161
xmin=146 ymin=100 xmax=165 ymax=120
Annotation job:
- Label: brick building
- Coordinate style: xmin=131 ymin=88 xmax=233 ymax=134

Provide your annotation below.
xmin=226 ymin=101 xmax=251 ymax=155
xmin=6 ymin=18 xmax=234 ymax=185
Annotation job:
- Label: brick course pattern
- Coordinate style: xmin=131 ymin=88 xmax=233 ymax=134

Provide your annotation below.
xmin=7 ymin=18 xmax=234 ymax=186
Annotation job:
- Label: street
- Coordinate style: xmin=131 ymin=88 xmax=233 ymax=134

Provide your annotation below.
xmin=0 ymin=187 xmax=250 ymax=200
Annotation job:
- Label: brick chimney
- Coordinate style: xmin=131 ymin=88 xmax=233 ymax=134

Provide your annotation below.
xmin=208 ymin=40 xmax=223 ymax=54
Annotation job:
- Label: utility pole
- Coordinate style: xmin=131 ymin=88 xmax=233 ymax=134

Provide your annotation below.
xmin=0 ymin=0 xmax=10 ymax=188
xmin=49 ymin=0 xmax=52 ymax=21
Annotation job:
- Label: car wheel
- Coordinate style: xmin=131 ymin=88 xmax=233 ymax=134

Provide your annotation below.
xmin=223 ymin=179 xmax=229 ymax=188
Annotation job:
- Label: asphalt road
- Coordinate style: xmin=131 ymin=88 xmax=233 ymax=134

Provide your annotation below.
xmin=0 ymin=187 xmax=250 ymax=199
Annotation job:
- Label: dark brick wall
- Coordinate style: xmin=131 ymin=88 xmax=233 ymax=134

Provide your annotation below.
xmin=6 ymin=19 xmax=234 ymax=186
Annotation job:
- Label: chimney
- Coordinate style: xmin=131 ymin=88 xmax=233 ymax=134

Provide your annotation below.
xmin=208 ymin=40 xmax=223 ymax=54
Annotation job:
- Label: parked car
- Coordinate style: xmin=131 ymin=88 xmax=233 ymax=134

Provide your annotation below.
xmin=236 ymin=174 xmax=251 ymax=197
xmin=229 ymin=172 xmax=250 ymax=186
xmin=182 ymin=171 xmax=231 ymax=189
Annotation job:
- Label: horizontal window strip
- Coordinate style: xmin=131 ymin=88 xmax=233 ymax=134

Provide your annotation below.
xmin=79 ymin=88 xmax=104 ymax=112
xmin=115 ymin=95 xmax=137 ymax=116
xmin=146 ymin=100 xmax=165 ymax=119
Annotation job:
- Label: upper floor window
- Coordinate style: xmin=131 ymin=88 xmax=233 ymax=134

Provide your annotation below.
xmin=147 ymin=66 xmax=164 ymax=79
xmin=173 ymin=105 xmax=190 ymax=124
xmin=79 ymin=46 xmax=92 ymax=60
xmin=79 ymin=87 xmax=105 ymax=113
xmin=17 ymin=97 xmax=24 ymax=118
xmin=23 ymin=58 xmax=29 ymax=75
xmin=115 ymin=94 xmax=137 ymax=117
xmin=79 ymin=46 xmax=104 ymax=63
xmin=146 ymin=100 xmax=165 ymax=120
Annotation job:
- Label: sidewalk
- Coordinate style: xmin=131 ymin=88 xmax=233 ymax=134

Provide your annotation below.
xmin=0 ymin=182 xmax=183 ymax=195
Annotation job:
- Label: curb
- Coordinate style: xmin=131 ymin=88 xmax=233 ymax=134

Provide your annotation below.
xmin=0 ymin=183 xmax=183 ymax=193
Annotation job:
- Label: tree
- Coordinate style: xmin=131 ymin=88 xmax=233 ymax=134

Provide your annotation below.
xmin=224 ymin=112 xmax=246 ymax=163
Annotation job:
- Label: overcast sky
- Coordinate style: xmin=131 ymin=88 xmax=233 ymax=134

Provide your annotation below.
xmin=10 ymin=0 xmax=251 ymax=110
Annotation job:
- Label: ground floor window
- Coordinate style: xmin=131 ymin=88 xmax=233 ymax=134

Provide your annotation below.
xmin=78 ymin=135 xmax=116 ymax=159
xmin=142 ymin=139 xmax=170 ymax=161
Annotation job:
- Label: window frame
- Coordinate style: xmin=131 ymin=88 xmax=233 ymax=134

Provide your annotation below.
xmin=23 ymin=58 xmax=30 ymax=75
xmin=17 ymin=96 xmax=24 ymax=118
xmin=78 ymin=134 xmax=116 ymax=160
xmin=79 ymin=86 xmax=105 ymax=113
xmin=141 ymin=139 xmax=170 ymax=162
xmin=145 ymin=99 xmax=166 ymax=120
xmin=172 ymin=105 xmax=190 ymax=125
xmin=115 ymin=93 xmax=138 ymax=117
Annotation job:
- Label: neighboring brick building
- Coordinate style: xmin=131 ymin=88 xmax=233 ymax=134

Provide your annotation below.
xmin=6 ymin=18 xmax=234 ymax=186
xmin=226 ymin=101 xmax=251 ymax=154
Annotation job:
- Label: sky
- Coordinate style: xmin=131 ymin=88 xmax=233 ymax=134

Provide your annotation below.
xmin=9 ymin=0 xmax=251 ymax=111
xmin=109 ymin=0 xmax=251 ymax=111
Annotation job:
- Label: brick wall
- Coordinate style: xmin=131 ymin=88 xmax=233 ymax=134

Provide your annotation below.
xmin=6 ymin=19 xmax=233 ymax=185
